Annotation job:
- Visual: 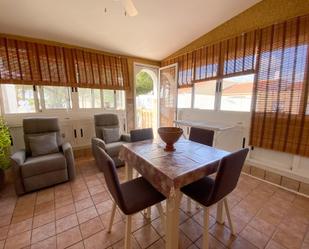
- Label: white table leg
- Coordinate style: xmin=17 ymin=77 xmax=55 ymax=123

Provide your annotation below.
xmin=125 ymin=162 xmax=133 ymax=181
xmin=165 ymin=190 xmax=181 ymax=249
xmin=216 ymin=200 xmax=225 ymax=224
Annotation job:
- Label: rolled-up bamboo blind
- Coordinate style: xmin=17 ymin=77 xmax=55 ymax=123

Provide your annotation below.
xmin=0 ymin=37 xmax=129 ymax=90
xmin=250 ymin=15 xmax=309 ymax=157
xmin=161 ymin=30 xmax=258 ymax=87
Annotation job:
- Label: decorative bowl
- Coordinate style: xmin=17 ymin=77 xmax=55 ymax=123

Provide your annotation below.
xmin=158 ymin=127 xmax=183 ymax=151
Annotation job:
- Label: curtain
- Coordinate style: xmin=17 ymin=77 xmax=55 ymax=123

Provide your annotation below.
xmin=250 ymin=15 xmax=309 ymax=156
xmin=0 ymin=37 xmax=130 ymax=90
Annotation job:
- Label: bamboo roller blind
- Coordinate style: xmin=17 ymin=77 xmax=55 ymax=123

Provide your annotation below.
xmin=250 ymin=15 xmax=309 ymax=157
xmin=161 ymin=29 xmax=258 ymax=88
xmin=0 ymin=37 xmax=130 ymax=90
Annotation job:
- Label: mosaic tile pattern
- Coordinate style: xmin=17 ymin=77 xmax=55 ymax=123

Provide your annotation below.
xmin=0 ymin=158 xmax=308 ymax=249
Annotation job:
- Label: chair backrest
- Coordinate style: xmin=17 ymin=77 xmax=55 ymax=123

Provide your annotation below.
xmin=189 ymin=127 xmax=214 ymax=146
xmin=130 ymin=128 xmax=154 ymax=142
xmin=94 ymin=114 xmax=119 ymax=139
xmin=207 ymin=148 xmax=249 ymax=206
xmin=94 ymin=145 xmax=126 ymax=211
xmin=23 ymin=117 xmax=62 ymax=156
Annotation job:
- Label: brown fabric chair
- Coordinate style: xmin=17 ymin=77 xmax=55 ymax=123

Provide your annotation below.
xmin=130 ymin=128 xmax=153 ymax=142
xmin=187 ymin=127 xmax=215 ymax=211
xmin=94 ymin=145 xmax=165 ymax=249
xmin=129 ymin=128 xmax=154 ymax=217
xmin=189 ymin=127 xmax=214 ymax=146
xmin=91 ymin=113 xmax=130 ymax=167
xmin=11 ymin=117 xmax=76 ymax=195
xmin=181 ymin=148 xmax=249 ymax=249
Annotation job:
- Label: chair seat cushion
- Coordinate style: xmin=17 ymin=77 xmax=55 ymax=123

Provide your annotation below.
xmin=120 ymin=177 xmax=165 ymax=215
xmin=105 ymin=142 xmax=125 ymax=157
xmin=181 ymin=176 xmax=215 ymax=207
xmin=21 ymin=153 xmax=67 ymax=178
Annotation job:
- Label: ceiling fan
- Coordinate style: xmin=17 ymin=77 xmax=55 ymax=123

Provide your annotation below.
xmin=113 ymin=0 xmax=138 ymax=17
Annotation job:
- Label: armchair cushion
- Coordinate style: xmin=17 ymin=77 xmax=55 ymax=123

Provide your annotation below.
xmin=105 ymin=142 xmax=125 ymax=157
xmin=102 ymin=128 xmax=120 ymax=143
xmin=28 ymin=132 xmax=59 ymax=157
xmin=21 ymin=152 xmax=66 ymax=178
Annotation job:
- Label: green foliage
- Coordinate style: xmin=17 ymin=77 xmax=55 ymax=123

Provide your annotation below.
xmin=0 ymin=118 xmax=11 ymax=170
xmin=136 ymin=72 xmax=153 ymax=96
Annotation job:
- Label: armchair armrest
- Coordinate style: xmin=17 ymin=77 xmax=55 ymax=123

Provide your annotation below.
xmin=11 ymin=149 xmax=26 ymax=166
xmin=10 ymin=149 xmax=26 ymax=195
xmin=121 ymin=133 xmax=131 ymax=142
xmin=62 ymin=142 xmax=76 ymax=180
xmin=91 ymin=137 xmax=106 ymax=149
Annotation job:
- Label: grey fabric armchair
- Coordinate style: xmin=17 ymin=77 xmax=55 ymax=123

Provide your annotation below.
xmin=91 ymin=113 xmax=130 ymax=167
xmin=11 ymin=117 xmax=76 ymax=195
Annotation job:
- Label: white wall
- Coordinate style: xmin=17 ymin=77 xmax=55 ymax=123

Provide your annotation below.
xmin=177 ymin=108 xmax=309 ymax=183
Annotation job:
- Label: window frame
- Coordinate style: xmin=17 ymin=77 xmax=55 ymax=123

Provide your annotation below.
xmin=178 ymin=73 xmax=255 ymax=113
xmin=0 ymin=84 xmax=126 ymax=115
xmin=39 ymin=85 xmax=73 ymax=111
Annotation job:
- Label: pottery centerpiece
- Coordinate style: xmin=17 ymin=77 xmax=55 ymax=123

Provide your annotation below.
xmin=157 ymin=127 xmax=183 ymax=151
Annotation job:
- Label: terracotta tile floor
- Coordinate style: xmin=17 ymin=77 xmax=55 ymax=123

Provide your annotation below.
xmin=0 ymin=158 xmax=308 ymax=249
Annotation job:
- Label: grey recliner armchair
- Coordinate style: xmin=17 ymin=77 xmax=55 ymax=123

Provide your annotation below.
xmin=91 ymin=113 xmax=130 ymax=167
xmin=11 ymin=117 xmax=76 ymax=195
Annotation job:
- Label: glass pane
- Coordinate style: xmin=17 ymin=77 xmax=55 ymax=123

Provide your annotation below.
xmin=43 ymin=86 xmax=71 ymax=109
xmin=177 ymin=87 xmax=192 ymax=108
xmin=103 ymin=90 xmax=115 ymax=108
xmin=194 ymin=80 xmax=216 ymax=110
xmin=1 ymin=84 xmax=36 ymax=113
xmin=159 ymin=65 xmax=177 ymax=127
xmin=221 ymin=74 xmax=254 ymax=112
xmin=116 ymin=90 xmax=125 ymax=110
xmin=93 ymin=89 xmax=101 ymax=108
xmin=78 ymin=88 xmax=92 ymax=108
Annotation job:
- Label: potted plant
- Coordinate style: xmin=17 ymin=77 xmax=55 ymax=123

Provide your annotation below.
xmin=0 ymin=117 xmax=11 ymax=189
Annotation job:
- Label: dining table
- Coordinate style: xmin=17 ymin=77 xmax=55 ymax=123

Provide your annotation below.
xmin=119 ymin=137 xmax=230 ymax=249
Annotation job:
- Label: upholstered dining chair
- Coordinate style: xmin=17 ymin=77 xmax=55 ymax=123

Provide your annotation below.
xmin=91 ymin=113 xmax=130 ymax=167
xmin=181 ymin=148 xmax=249 ymax=249
xmin=11 ymin=117 xmax=76 ymax=195
xmin=189 ymin=127 xmax=214 ymax=146
xmin=187 ymin=127 xmax=215 ymax=212
xmin=94 ymin=145 xmax=166 ymax=249
xmin=130 ymin=128 xmax=154 ymax=218
xmin=130 ymin=128 xmax=154 ymax=142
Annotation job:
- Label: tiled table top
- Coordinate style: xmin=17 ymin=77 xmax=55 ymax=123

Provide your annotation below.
xmin=119 ymin=138 xmax=229 ymax=197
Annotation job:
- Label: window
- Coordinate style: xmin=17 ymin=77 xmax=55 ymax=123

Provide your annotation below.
xmin=177 ymin=88 xmax=192 ymax=108
xmin=220 ymin=74 xmax=254 ymax=112
xmin=194 ymin=80 xmax=216 ymax=110
xmin=115 ymin=90 xmax=125 ymax=110
xmin=1 ymin=84 xmax=36 ymax=113
xmin=103 ymin=90 xmax=115 ymax=109
xmin=42 ymin=86 xmax=71 ymax=109
xmin=78 ymin=88 xmax=101 ymax=108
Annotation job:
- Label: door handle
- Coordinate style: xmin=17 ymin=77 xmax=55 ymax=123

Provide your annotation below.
xmin=74 ymin=129 xmax=77 ymax=138
xmin=80 ymin=129 xmax=83 ymax=138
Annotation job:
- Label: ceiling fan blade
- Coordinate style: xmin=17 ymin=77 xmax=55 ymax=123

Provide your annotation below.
xmin=121 ymin=0 xmax=138 ymax=16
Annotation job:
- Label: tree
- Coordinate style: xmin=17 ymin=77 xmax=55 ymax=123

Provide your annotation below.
xmin=136 ymin=72 xmax=153 ymax=96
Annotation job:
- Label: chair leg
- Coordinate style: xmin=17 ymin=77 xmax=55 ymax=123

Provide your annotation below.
xmin=203 ymin=207 xmax=210 ymax=249
xmin=145 ymin=207 xmax=151 ymax=219
xmin=156 ymin=203 xmax=165 ymax=232
xmin=108 ymin=202 xmax=117 ymax=233
xmin=124 ymin=215 xmax=132 ymax=249
xmin=187 ymin=198 xmax=192 ymax=213
xmin=223 ymin=198 xmax=236 ymax=236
